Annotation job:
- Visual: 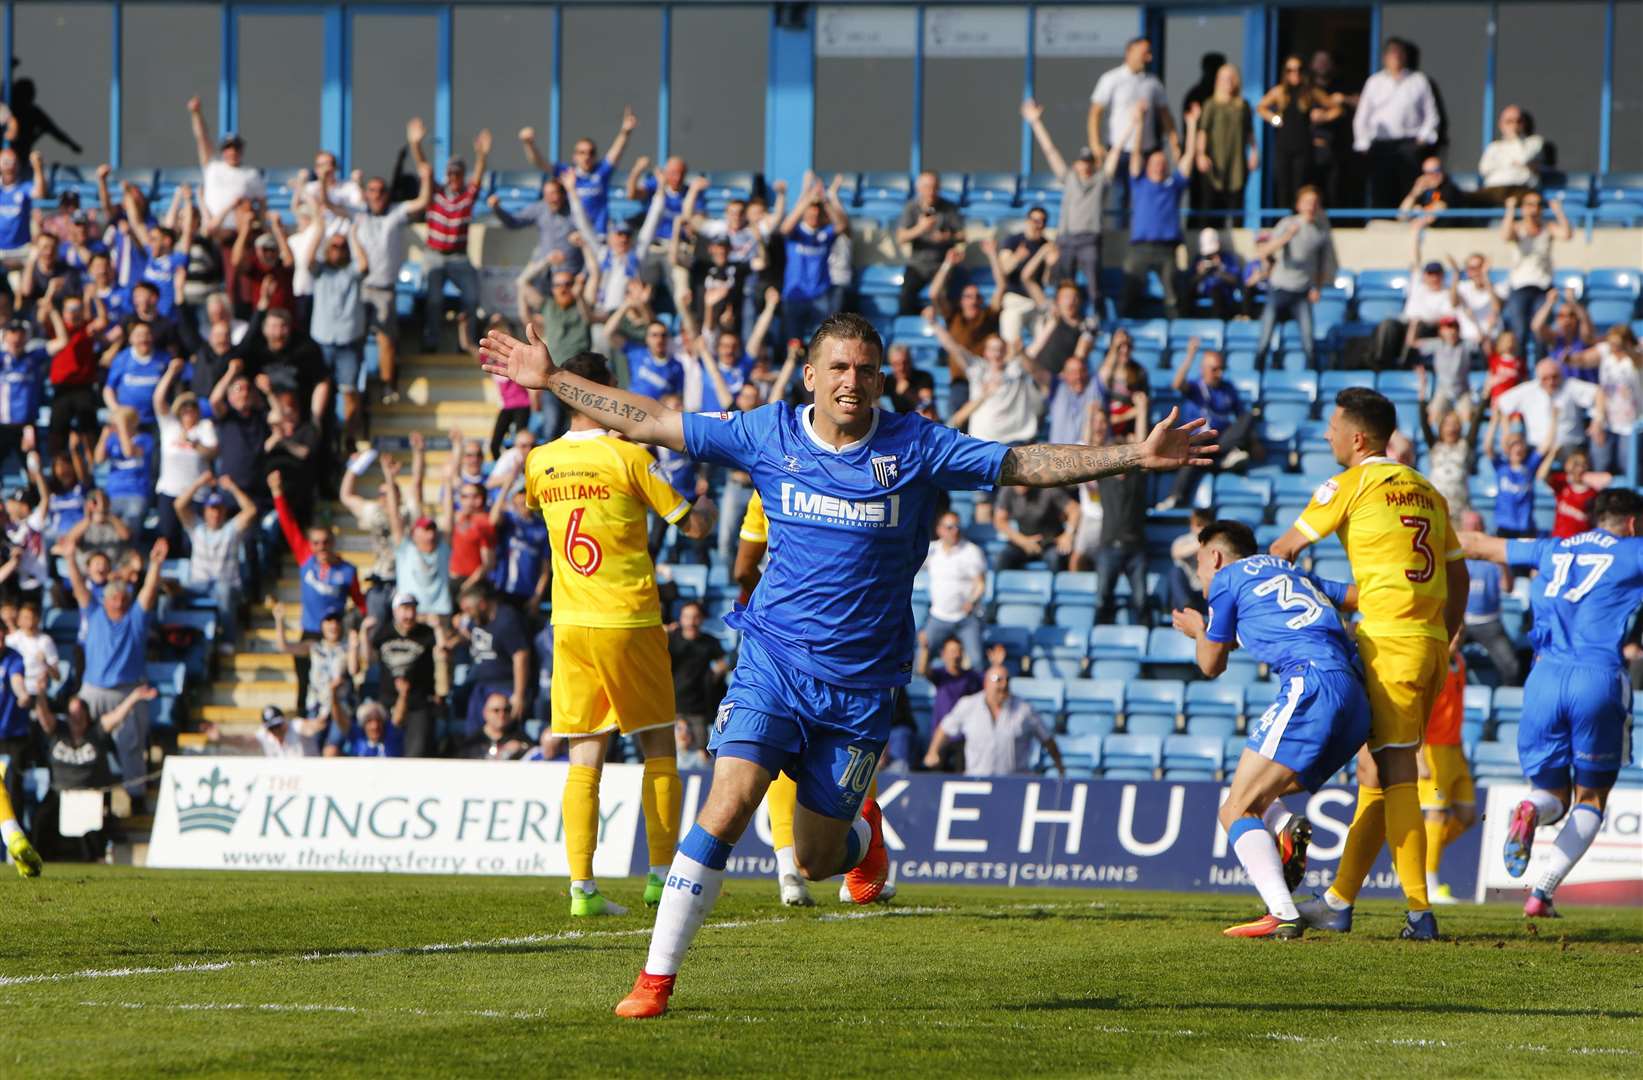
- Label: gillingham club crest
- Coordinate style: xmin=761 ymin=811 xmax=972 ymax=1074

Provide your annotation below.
xmin=870 ymin=454 xmax=899 ymax=488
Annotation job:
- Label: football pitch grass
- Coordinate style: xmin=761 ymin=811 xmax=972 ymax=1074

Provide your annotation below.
xmin=4 ymin=868 xmax=1640 ymax=1078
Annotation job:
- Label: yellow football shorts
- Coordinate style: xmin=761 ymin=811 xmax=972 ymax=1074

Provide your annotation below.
xmin=1356 ymin=632 xmax=1448 ymax=752
xmin=1418 ymin=742 xmax=1477 ymax=810
xmin=551 ymin=624 xmax=674 ymax=737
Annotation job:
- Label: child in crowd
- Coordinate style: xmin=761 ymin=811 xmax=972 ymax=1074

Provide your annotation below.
xmin=1487 ymin=412 xmax=1547 ymax=539
xmin=1540 ymin=446 xmax=1612 ymax=539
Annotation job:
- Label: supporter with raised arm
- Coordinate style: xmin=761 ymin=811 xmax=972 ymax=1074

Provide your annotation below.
xmin=565 ymin=167 xmax=665 ymax=320
xmin=186 ymin=95 xmax=263 ymax=231
xmin=38 ymin=686 xmax=156 ymax=858
xmin=62 ymin=530 xmax=165 ymax=813
xmin=365 ymin=591 xmax=446 ymax=757
xmin=151 ymin=358 xmax=217 ymax=549
xmin=1500 ymin=191 xmax=1572 ymax=347
xmin=45 ymin=289 xmax=107 ymax=454
xmin=1497 ymin=358 xmax=1604 ymax=457
xmin=273 ymin=599 xmax=355 ymax=737
xmin=308 ymin=223 xmax=370 ymax=441
xmin=1157 ymin=339 xmax=1253 ymax=511
xmin=1353 ymin=39 xmax=1439 ymax=208
xmin=0 ymin=147 xmax=45 ymax=266
xmin=521 ymin=106 xmax=637 ymax=234
xmin=228 ymin=205 xmax=294 ymax=321
xmin=344 ymin=128 xmax=433 ymax=404
xmin=929 ymin=240 xmax=1004 ymax=388
xmin=1121 ymin=101 xmax=1198 ymax=320
xmin=1023 ymin=98 xmax=1115 ymax=315
xmin=1487 ymin=411 xmax=1550 ymax=540
xmin=779 ymin=173 xmax=849 ymax=342
xmin=388 ymin=454 xmax=454 ymax=625
xmin=893 ymin=171 xmax=963 ymax=316
xmin=94 ymin=408 xmax=153 ymax=535
xmin=689 ymin=178 xmax=784 ymax=337
xmin=490 ymin=178 xmax=581 ymax=321
xmin=268 ymin=467 xmax=365 ymax=633
xmin=1531 ymin=287 xmax=1595 ymax=368
xmin=325 ymin=697 xmax=404 ymax=759
xmin=412 ymin=120 xmax=491 ymax=352
xmin=175 ymin=471 xmax=256 ymax=647
xmin=1252 ymin=186 xmax=1335 ymax=371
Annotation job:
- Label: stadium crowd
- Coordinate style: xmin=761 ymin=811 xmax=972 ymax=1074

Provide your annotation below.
xmin=0 ymin=31 xmax=1639 ymax=861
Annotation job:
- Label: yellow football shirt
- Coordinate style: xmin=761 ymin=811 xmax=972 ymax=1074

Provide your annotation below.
xmin=739 ymin=491 xmax=769 ymax=544
xmin=1293 ymin=456 xmax=1461 ymax=641
xmin=525 ymin=431 xmax=690 ymax=629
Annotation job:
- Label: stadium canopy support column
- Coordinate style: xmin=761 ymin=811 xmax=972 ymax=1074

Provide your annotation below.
xmin=323 ymin=5 xmax=346 ymax=168
xmin=109 ymin=2 xmax=122 ymax=168
xmin=765 ymin=4 xmax=815 ymax=192
xmin=1242 ymin=5 xmax=1269 ymax=231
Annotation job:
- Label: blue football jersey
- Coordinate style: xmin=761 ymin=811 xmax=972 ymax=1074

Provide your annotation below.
xmin=683 ymin=403 xmax=1009 ymax=688
xmin=1204 ymin=555 xmax=1359 ymax=676
xmin=1506 ymin=529 xmax=1643 ymax=666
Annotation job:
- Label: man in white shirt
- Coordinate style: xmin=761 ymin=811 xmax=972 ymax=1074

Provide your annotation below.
xmin=1476 ymin=104 xmax=1544 ymax=204
xmin=1497 ymin=359 xmax=1605 ymax=451
xmin=923 ymin=666 xmax=1064 ymax=777
xmin=939 ymin=331 xmax=1045 ymax=446
xmin=1352 ymin=39 xmax=1438 ymax=208
xmin=1451 ymin=253 xmax=1504 ymax=346
xmin=921 ymin=511 xmax=987 ymax=671
xmin=1087 ymin=36 xmax=1173 ymax=214
xmin=186 ymin=96 xmax=265 ymax=232
xmin=1371 ymin=257 xmax=1456 ymax=367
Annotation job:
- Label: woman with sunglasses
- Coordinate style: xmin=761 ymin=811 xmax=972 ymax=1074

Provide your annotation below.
xmin=1257 ymin=56 xmax=1336 ymax=214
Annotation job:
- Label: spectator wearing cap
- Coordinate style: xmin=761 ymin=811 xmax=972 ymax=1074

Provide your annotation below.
xmin=0 ymin=147 xmax=44 ymax=265
xmin=894 ymin=170 xmax=965 ymax=316
xmin=175 ymin=471 xmax=257 ymax=647
xmin=365 ymin=591 xmax=445 ymax=757
xmin=1398 ymin=156 xmax=1464 ymax=226
xmin=325 ymin=698 xmax=403 ymax=759
xmin=1189 ymin=228 xmax=1245 ymax=320
xmin=1371 ymin=235 xmax=1458 ymax=369
xmin=37 ymin=687 xmax=155 ymax=859
xmin=274 ymin=598 xmax=355 ymax=734
xmin=255 ymin=704 xmax=326 ymax=758
xmin=1415 ymin=315 xmax=1476 ymax=428
xmin=1353 ymin=39 xmax=1439 ymax=208
xmin=455 ymin=581 xmax=530 ymax=735
xmin=152 ymin=358 xmax=218 ymax=550
xmin=230 ymin=207 xmax=295 ymax=322
xmin=187 ymin=96 xmax=265 ymax=230
xmin=391 ymin=496 xmax=455 ymax=623
xmin=565 ymin=166 xmax=666 ymax=321
xmin=62 ymin=532 xmax=166 ymax=812
xmin=1476 ymin=105 xmax=1544 ymax=206
xmin=1252 ymin=186 xmax=1336 ymax=372
xmin=923 ymin=666 xmax=1064 ymax=777
xmin=409 ymin=121 xmax=490 ymax=352
xmin=460 ymin=691 xmax=529 ymax=760
xmin=1023 ymin=99 xmax=1112 ymax=316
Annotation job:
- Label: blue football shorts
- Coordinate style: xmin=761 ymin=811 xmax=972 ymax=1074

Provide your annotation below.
xmin=710 ymin=632 xmax=892 ymax=820
xmin=1519 ymin=659 xmax=1633 ymax=790
xmin=1245 ymin=664 xmax=1371 ymax=792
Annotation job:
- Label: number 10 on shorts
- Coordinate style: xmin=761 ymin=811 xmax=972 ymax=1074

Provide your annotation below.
xmin=839 ymin=746 xmax=878 ymax=793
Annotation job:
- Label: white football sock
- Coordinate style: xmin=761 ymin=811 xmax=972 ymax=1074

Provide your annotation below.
xmin=649 ymin=864 xmax=669 ymax=879
xmin=1535 ymin=803 xmax=1603 ymax=898
xmin=1426 ymin=871 xmax=1442 ymax=895
xmin=775 ymin=846 xmax=797 ymax=879
xmin=843 ymin=818 xmax=872 ymax=873
xmin=571 ymin=878 xmax=596 ymax=895
xmin=645 ymin=851 xmax=724 ymax=977
xmin=1526 ymin=789 xmax=1567 ymax=828
xmin=1230 ymin=819 xmax=1299 ymax=920
xmin=1262 ymin=802 xmax=1293 ymax=835
xmin=0 ymin=819 xmax=20 ymax=843
xmin=1322 ymin=889 xmax=1353 ymax=911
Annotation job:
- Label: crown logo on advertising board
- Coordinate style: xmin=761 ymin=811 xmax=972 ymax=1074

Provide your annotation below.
xmin=173 ymin=766 xmax=254 ymax=834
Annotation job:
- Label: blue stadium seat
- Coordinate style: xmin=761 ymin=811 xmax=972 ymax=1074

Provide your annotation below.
xmin=1088 ymin=624 xmax=1148 ymax=659
xmin=1143 ymin=627 xmax=1197 ymax=666
xmin=1052 ymin=571 xmax=1098 ymax=604
xmin=994 ymin=603 xmax=1046 ymax=629
xmin=1012 ymin=677 xmax=1065 ymax=719
xmin=1102 ymin=733 xmax=1163 ymax=779
xmin=1032 ymin=625 xmax=1087 ymax=660
xmin=703 ymin=169 xmax=755 ymax=201
xmin=1032 ymin=656 xmax=1084 ymax=680
xmin=1186 ymin=682 xmax=1244 ymax=720
xmin=1376 ymin=370 xmax=1421 ymax=402
xmin=1052 ymin=605 xmax=1096 ymax=630
xmin=984 ymin=625 xmax=1031 ymax=665
xmin=1262 ymin=371 xmax=1318 ymax=405
xmin=1356 ymin=268 xmax=1410 ymax=295
xmin=1167 ymin=318 xmax=1225 ymax=351
xmin=1053 ymin=733 xmax=1103 ymax=773
xmin=966 ymin=171 xmax=1019 ymax=205
xmin=667 ymin=564 xmax=709 ymax=599
xmin=1588 ymin=298 xmax=1639 ymax=326
xmin=1212 ymin=474 xmax=1273 ymax=513
xmin=860 ymin=264 xmax=906 ymax=294
xmin=1089 ymin=659 xmax=1140 ymax=682
xmin=1124 ymin=680 xmax=1184 ymax=729
xmin=1064 ymin=679 xmax=1123 ymax=733
xmin=1185 ymin=714 xmax=1238 ymax=738
xmin=1463 ymin=685 xmax=1492 ymax=726
xmin=1261 ymin=401 xmax=1309 ymax=430
xmin=1585 ymin=267 xmax=1642 ymax=299
xmin=1493 ymin=721 xmax=1520 ymax=747
xmin=1222 ymin=653 xmax=1261 ymax=685
xmin=1492 ymin=686 xmax=1524 ymax=724
xmin=1020 ymin=170 xmax=1061 ymax=206
xmin=1244 ymin=680 xmax=1280 ymax=718
xmin=111 ymin=166 xmax=158 ymax=198
xmin=994 ymin=569 xmax=1054 ymax=606
xmin=1125 ymin=712 xmax=1177 ymax=737
xmin=1163 ymin=734 xmax=1224 ymax=779
xmin=1354 ymin=296 xmax=1405 ymax=324
xmin=1299 ymin=451 xmax=1336 ymax=478
xmin=1551 ymin=269 xmax=1586 ymax=298
xmin=857 ymin=170 xmax=911 ymax=208
xmin=1472 ymin=740 xmax=1521 ymax=780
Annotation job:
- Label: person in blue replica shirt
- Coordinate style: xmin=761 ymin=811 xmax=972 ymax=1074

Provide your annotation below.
xmin=628 ymin=155 xmax=690 ymax=243
xmin=103 ymin=321 xmax=170 ymax=429
xmin=520 ymin=106 xmax=638 ymax=235
xmin=1172 ymin=520 xmax=1369 ymax=940
xmin=621 ymin=320 xmax=686 ymax=400
xmin=84 ymin=252 xmax=132 ymax=326
xmin=1460 ymin=488 xmax=1643 ymax=920
xmin=124 ymin=182 xmax=194 ymax=318
xmin=487 ymin=484 xmax=549 ymax=613
xmin=0 ymin=320 xmax=47 ymax=465
xmin=0 ymin=149 xmax=45 ymax=263
xmin=778 ymin=174 xmax=850 ymax=344
xmin=1156 ymin=339 xmax=1254 ymax=511
xmin=1488 ymin=418 xmax=1547 ymax=540
xmin=324 ymin=698 xmax=404 ymax=759
xmin=477 ymin=310 xmax=1216 ymax=1018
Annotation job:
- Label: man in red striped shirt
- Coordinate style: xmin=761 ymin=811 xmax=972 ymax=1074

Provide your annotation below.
xmin=411 ymin=123 xmax=491 ymax=352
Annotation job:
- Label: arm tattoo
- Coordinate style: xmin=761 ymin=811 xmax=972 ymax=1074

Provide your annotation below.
xmin=998 ymin=442 xmax=1144 ymax=487
xmin=550 ymin=378 xmax=649 ymax=426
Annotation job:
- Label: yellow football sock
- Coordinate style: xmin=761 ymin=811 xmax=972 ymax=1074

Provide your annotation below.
xmin=0 ymin=770 xmax=17 ymax=828
xmin=641 ymin=757 xmax=682 ymax=868
xmin=1385 ymin=782 xmax=1429 ymax=910
xmin=1424 ymin=816 xmax=1447 ymax=875
xmin=563 ymin=764 xmax=601 ymax=883
xmin=768 ymin=772 xmax=797 ymax=851
xmin=1328 ymin=785 xmax=1385 ymax=905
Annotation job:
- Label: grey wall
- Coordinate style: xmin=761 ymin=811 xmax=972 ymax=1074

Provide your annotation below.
xmin=816 ymin=57 xmax=915 ymax=174
xmin=923 ymin=57 xmax=1023 ymax=174
xmin=671 ymin=6 xmax=767 ymax=171
xmin=14 ymin=3 xmax=112 ymax=168
xmin=1162 ymin=10 xmax=1243 ymax=117
xmin=351 ymin=14 xmax=438 ymax=174
xmin=237 ymin=13 xmax=322 ymax=167
xmin=1031 ymin=55 xmax=1122 ymax=175
xmin=1382 ymin=4 xmax=1489 ymax=172
xmin=559 ymin=7 xmax=661 ymax=166
xmin=454 ymin=6 xmax=554 ymax=174
xmin=1496 ymin=1 xmax=1605 ymax=172
xmin=123 ymin=4 xmax=221 ymax=169
xmin=1615 ymin=1 xmax=1643 ymax=173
